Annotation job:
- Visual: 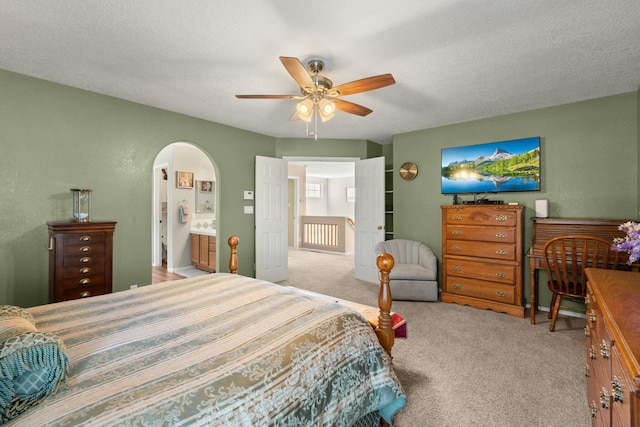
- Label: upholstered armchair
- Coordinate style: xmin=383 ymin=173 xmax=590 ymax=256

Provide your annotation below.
xmin=374 ymin=239 xmax=438 ymax=301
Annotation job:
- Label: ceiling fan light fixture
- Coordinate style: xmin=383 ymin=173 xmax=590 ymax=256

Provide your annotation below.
xmin=318 ymin=99 xmax=335 ymax=122
xmin=296 ymin=99 xmax=313 ymax=122
xmin=319 ymin=98 xmax=336 ymax=115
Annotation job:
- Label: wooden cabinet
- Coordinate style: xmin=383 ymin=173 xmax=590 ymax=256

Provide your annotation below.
xmin=191 ymin=233 xmax=216 ymax=272
xmin=47 ymin=221 xmax=116 ymax=302
xmin=441 ymin=204 xmax=525 ymax=317
xmin=585 ymin=269 xmax=640 ymax=427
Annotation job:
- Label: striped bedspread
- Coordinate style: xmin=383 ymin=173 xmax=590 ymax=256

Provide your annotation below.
xmin=10 ymin=273 xmax=406 ymax=426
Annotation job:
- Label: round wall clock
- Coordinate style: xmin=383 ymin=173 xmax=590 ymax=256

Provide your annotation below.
xmin=399 ymin=162 xmax=418 ymax=181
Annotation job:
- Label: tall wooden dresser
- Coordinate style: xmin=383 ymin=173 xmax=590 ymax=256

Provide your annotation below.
xmin=441 ymin=204 xmax=525 ymax=317
xmin=585 ymin=268 xmax=639 ymax=427
xmin=47 ymin=221 xmax=116 ymax=302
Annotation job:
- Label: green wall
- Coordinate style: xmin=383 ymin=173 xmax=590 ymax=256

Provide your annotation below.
xmin=2 ymin=66 xmax=637 ymax=313
xmin=0 ymin=69 xmax=274 ymax=307
xmin=392 ymin=92 xmax=639 ymax=308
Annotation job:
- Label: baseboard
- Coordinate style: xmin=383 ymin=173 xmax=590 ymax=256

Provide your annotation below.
xmin=524 ymin=303 xmax=586 ymax=319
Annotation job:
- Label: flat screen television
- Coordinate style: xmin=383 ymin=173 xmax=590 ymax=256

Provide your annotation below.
xmin=441 ymin=136 xmax=541 ymax=195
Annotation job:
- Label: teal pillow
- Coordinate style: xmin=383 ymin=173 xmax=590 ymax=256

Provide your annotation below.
xmin=0 ymin=305 xmax=69 ymax=423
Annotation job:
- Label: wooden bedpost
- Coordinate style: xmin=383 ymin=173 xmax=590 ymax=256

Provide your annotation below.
xmin=376 ymin=252 xmax=395 ymax=358
xmin=228 ymin=235 xmax=239 ymax=274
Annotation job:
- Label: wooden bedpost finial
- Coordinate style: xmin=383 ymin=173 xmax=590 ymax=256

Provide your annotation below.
xmin=376 ymin=252 xmax=395 ymax=273
xmin=375 ymin=252 xmax=395 ymax=359
xmin=228 ymin=235 xmax=239 ymax=274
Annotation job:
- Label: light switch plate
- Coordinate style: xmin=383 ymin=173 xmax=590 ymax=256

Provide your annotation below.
xmin=243 ymin=191 xmax=254 ymax=200
xmin=244 ymin=206 xmax=254 ymax=214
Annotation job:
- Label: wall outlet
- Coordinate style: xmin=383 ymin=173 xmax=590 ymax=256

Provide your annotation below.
xmin=130 ymin=284 xmax=138 ymax=289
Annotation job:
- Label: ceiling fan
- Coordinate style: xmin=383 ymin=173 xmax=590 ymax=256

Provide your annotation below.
xmin=236 ymin=56 xmax=396 ymax=124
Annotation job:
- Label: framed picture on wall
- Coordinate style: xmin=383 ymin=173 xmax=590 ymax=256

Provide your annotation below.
xmin=176 ymin=171 xmax=194 ymax=189
xmin=199 ymin=180 xmax=213 ymax=193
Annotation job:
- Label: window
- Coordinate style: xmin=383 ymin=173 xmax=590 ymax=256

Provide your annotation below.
xmin=306 ymin=182 xmax=322 ymax=198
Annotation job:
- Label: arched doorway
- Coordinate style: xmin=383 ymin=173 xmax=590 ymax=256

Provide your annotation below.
xmin=152 ymin=142 xmax=218 ymax=275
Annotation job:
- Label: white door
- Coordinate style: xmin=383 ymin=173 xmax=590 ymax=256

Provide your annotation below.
xmin=255 ymin=156 xmax=288 ymax=282
xmin=354 ymin=156 xmax=386 ymax=283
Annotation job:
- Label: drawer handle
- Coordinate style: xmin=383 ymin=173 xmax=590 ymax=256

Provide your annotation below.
xmin=611 ymin=376 xmax=624 ymax=403
xmin=589 ymin=309 xmax=596 ymax=323
xmin=495 ymin=215 xmax=508 ymax=222
xmin=80 ymin=235 xmax=92 ymax=242
xmin=585 ymin=294 xmax=590 ymax=305
xmin=452 ymin=214 xmax=462 ymax=220
xmin=79 ymin=246 xmax=91 ymax=252
xmin=79 ymin=291 xmax=92 ymax=298
xmin=600 ymin=388 xmax=609 ymax=409
xmin=452 ymin=245 xmax=462 ymax=251
xmin=584 ymin=325 xmax=590 ymax=337
xmin=495 ymin=232 xmax=507 ymax=238
xmin=496 ymin=291 xmax=507 ymax=298
xmin=495 ymin=271 xmax=506 ymax=278
xmin=495 ymin=249 xmax=507 ymax=256
xmin=79 ymin=267 xmax=91 ymax=274
xmin=600 ymin=340 xmax=609 ymax=359
xmin=590 ymin=401 xmax=597 ymax=418
xmin=452 ymin=230 xmax=462 ymax=236
xmin=585 ymin=364 xmax=590 ymax=377
xmin=79 ymin=278 xmax=91 ymax=286
xmin=453 ymin=284 xmax=461 ymax=290
xmin=452 ymin=265 xmax=462 ymax=272
xmin=80 ymin=257 xmax=91 ymax=263
xmin=590 ymin=345 xmax=596 ymax=360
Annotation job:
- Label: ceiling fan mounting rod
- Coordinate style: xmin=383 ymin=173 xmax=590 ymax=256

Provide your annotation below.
xmin=307 ymin=59 xmax=324 ymax=74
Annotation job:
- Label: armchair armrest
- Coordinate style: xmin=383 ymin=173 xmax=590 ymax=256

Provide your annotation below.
xmin=419 ymin=244 xmax=437 ymax=273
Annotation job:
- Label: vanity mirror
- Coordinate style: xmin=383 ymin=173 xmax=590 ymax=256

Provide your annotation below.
xmin=195 ymin=180 xmax=215 ymax=215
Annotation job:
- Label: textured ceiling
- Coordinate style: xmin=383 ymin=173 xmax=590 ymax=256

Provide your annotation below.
xmin=1 ymin=1 xmax=639 ymax=144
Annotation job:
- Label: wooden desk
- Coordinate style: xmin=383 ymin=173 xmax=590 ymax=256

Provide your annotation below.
xmin=527 ymin=217 xmax=629 ymax=324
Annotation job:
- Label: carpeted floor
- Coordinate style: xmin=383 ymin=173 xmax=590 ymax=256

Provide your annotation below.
xmin=277 ymin=249 xmax=591 ymax=427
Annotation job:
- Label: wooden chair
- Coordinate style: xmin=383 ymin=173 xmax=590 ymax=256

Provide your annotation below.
xmin=543 ymin=235 xmax=620 ymax=332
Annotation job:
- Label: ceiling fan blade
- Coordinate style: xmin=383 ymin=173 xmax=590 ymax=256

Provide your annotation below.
xmin=279 ymin=56 xmax=315 ymax=90
xmin=334 ymin=99 xmax=373 ymax=116
xmin=331 ymin=73 xmax=395 ymax=96
xmin=235 ymin=94 xmax=298 ymax=99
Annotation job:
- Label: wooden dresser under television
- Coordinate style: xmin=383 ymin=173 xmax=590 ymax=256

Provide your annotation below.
xmin=585 ymin=268 xmax=640 ymax=427
xmin=441 ymin=204 xmax=525 ymax=317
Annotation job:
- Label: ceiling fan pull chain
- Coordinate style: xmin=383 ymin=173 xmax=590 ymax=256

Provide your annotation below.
xmin=314 ymin=107 xmax=318 ymax=141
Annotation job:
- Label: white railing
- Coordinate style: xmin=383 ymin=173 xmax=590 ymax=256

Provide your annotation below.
xmin=300 ymin=216 xmax=353 ymax=253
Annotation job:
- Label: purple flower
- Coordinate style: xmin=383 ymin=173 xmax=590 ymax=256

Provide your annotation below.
xmin=611 ymin=221 xmax=640 ymax=265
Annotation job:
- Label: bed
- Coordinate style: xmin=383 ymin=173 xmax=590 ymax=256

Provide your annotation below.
xmin=0 ymin=236 xmax=405 ymax=426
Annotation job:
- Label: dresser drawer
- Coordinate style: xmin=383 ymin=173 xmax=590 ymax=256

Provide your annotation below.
xmin=444 ymin=224 xmax=516 ymax=243
xmin=611 ymin=347 xmax=638 ymax=427
xmin=62 ymin=264 xmax=105 ymax=279
xmin=444 ymin=276 xmax=515 ymax=304
xmin=586 ymin=377 xmax=610 ymax=427
xmin=62 ymin=284 xmax=106 ymax=300
xmin=63 ymin=253 xmax=106 ymax=268
xmin=61 ymin=232 xmax=106 ymax=246
xmin=445 ymin=240 xmax=517 ymax=261
xmin=62 ymin=241 xmax=106 ymax=256
xmin=444 ymin=258 xmax=515 ymax=284
xmin=443 ymin=207 xmax=518 ymax=226
xmin=62 ymin=274 xmax=105 ymax=290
